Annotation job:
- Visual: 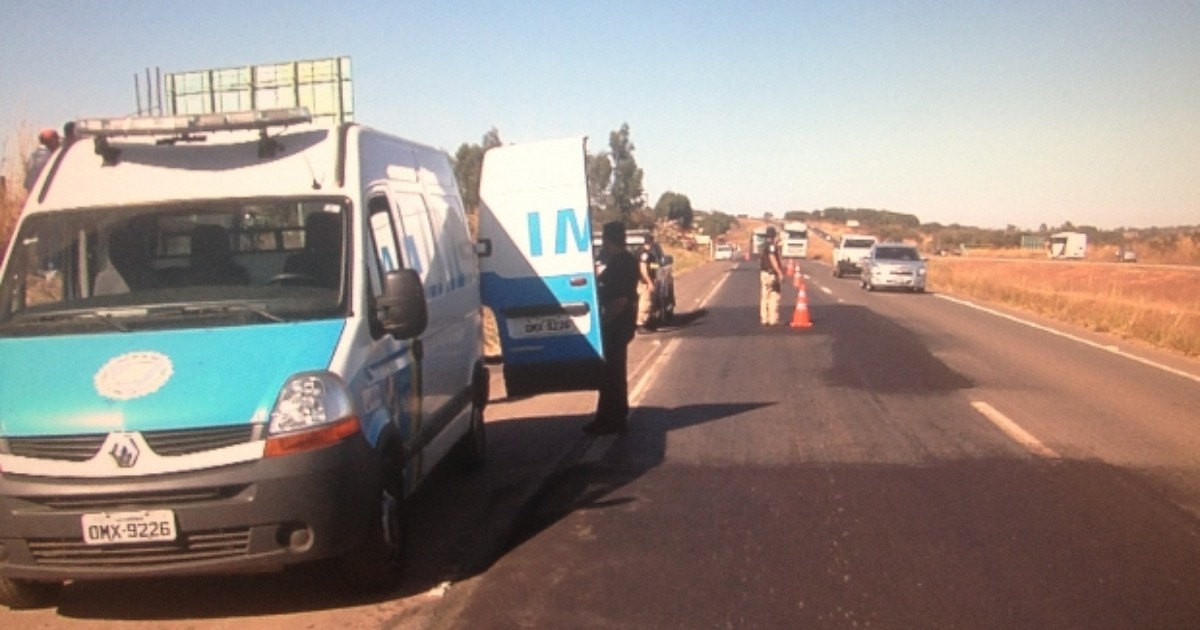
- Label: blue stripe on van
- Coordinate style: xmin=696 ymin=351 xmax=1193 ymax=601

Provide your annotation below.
xmin=0 ymin=320 xmax=345 ymax=437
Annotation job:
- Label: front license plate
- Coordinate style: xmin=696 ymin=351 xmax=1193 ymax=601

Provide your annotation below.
xmin=81 ymin=510 xmax=176 ymax=545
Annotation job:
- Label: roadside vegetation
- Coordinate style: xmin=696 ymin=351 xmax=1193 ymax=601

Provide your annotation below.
xmin=929 ymin=259 xmax=1200 ymax=356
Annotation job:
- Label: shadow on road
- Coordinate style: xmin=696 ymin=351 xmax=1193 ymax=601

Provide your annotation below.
xmin=502 ymin=401 xmax=773 ymax=555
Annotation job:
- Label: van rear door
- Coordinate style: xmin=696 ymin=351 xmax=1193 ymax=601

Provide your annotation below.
xmin=478 ymin=137 xmax=603 ymax=397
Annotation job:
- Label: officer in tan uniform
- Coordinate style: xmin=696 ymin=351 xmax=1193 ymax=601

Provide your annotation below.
xmin=636 ymin=232 xmax=658 ymax=332
xmin=759 ymin=226 xmax=784 ymax=325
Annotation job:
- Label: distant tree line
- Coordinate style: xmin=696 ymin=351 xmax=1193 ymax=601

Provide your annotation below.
xmin=782 ymin=207 xmax=1198 ymax=252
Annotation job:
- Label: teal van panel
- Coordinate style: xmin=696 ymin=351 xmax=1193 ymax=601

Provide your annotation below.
xmin=0 ymin=320 xmax=345 ymax=437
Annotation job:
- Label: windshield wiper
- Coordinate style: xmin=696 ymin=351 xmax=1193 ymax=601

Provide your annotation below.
xmin=178 ymin=302 xmax=287 ymax=323
xmin=18 ymin=308 xmax=141 ymax=332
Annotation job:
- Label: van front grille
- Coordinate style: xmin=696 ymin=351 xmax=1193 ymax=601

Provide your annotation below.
xmin=7 ymin=425 xmax=256 ymax=461
xmin=6 ymin=434 xmax=107 ymax=462
xmin=35 ymin=484 xmax=248 ymax=511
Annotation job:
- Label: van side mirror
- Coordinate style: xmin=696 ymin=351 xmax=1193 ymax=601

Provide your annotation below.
xmin=376 ymin=269 xmax=428 ymax=339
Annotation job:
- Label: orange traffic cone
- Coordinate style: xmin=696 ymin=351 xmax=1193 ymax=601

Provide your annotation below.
xmin=790 ymin=281 xmax=813 ymax=329
xmin=793 ymin=267 xmax=803 ymax=288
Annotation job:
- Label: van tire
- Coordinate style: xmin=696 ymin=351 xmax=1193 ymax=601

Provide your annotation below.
xmin=337 ymin=458 xmax=407 ymax=591
xmin=0 ymin=577 xmax=63 ymax=609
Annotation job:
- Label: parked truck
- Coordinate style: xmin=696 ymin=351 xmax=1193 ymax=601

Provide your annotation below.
xmin=1048 ymin=231 xmax=1087 ymax=259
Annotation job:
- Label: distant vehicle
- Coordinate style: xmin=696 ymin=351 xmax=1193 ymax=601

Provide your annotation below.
xmin=833 ymin=234 xmax=878 ymax=277
xmin=861 ymin=243 xmax=927 ymax=292
xmin=1048 ymin=231 xmax=1087 ymax=259
xmin=593 ymin=229 xmax=675 ymax=326
xmin=714 ymin=244 xmax=734 ymax=260
xmin=1116 ymin=247 xmax=1138 ymax=263
xmin=750 ymin=226 xmax=771 ymax=257
xmin=781 ymin=221 xmax=808 ymax=259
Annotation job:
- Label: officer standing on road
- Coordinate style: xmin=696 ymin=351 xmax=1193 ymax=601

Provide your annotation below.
xmin=636 ymin=232 xmax=658 ymax=333
xmin=759 ymin=226 xmax=784 ymax=325
xmin=585 ymin=221 xmax=638 ymax=436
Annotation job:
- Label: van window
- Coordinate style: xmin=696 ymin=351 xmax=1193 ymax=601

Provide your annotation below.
xmin=368 ymin=195 xmax=401 ymax=273
xmin=391 ymin=192 xmax=440 ymax=294
xmin=0 ymin=199 xmax=348 ymax=337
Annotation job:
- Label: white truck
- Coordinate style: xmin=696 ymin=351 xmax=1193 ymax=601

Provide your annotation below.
xmin=781 ymin=221 xmax=808 ymax=260
xmin=1048 ymin=231 xmax=1087 ymax=259
xmin=833 ymin=234 xmax=878 ymax=277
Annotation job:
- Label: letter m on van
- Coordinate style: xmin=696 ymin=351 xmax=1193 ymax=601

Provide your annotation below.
xmin=477 ymin=137 xmax=604 ymax=397
xmin=526 ymin=208 xmax=589 ymax=258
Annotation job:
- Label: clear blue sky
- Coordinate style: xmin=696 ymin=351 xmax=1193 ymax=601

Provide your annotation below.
xmin=3 ymin=0 xmax=1197 ymax=230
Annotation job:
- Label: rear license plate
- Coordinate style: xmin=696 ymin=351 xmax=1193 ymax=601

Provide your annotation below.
xmin=81 ymin=510 xmax=176 ymax=545
xmin=519 ymin=315 xmax=574 ymax=335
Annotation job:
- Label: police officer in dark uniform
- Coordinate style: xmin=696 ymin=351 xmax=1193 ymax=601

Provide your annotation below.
xmin=585 ymin=221 xmax=639 ymax=435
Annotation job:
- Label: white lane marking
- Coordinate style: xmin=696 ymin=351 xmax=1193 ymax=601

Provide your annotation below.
xmin=820 ymin=286 xmax=833 ymax=295
xmin=971 ymin=401 xmax=1060 ymax=459
xmin=580 ymin=338 xmax=679 ymax=463
xmin=629 ymin=339 xmax=662 ymax=380
xmin=697 ymin=272 xmax=731 ymax=310
xmin=631 ymin=337 xmax=679 ymax=405
xmin=936 ymin=294 xmax=1200 ymax=385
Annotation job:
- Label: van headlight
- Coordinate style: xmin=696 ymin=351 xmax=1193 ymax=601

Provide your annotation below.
xmin=265 ymin=372 xmax=360 ymax=457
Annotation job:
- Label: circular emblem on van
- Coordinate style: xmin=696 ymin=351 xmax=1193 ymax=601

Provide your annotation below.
xmin=95 ymin=352 xmax=174 ymax=401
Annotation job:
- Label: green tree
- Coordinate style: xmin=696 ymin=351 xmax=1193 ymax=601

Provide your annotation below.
xmin=654 ymin=191 xmax=694 ymax=229
xmin=452 ymin=127 xmax=503 ymax=214
xmin=608 ymin=123 xmax=644 ymax=226
xmin=587 ymin=151 xmax=613 ymax=223
xmin=694 ymin=210 xmax=738 ymax=237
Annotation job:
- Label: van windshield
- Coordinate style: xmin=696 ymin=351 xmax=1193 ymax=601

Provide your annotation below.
xmin=0 ymin=199 xmax=349 ymax=337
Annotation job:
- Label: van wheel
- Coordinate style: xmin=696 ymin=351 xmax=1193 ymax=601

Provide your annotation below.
xmin=0 ymin=577 xmax=63 ymax=609
xmin=338 ymin=461 xmax=407 ymax=591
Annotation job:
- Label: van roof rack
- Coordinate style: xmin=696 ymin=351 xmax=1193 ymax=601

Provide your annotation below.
xmin=75 ymin=107 xmax=313 ymax=139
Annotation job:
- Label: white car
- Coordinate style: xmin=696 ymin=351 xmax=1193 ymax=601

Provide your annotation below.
xmin=714 ymin=244 xmax=734 ymax=260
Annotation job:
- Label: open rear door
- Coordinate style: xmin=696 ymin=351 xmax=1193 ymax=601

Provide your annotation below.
xmin=478 ymin=137 xmax=603 ymax=397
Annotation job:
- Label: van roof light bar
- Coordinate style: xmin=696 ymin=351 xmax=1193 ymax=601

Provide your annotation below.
xmin=75 ymin=107 xmax=313 ymax=138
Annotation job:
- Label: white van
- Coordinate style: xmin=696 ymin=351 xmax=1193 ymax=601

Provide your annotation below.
xmin=0 ymin=108 xmax=525 ymax=607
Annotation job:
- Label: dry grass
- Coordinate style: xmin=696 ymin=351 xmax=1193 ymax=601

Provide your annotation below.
xmin=929 ymin=259 xmax=1200 ymax=356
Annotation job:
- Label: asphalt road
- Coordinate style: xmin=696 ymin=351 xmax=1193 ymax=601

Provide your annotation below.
xmin=437 ymin=258 xmax=1200 ymax=628
xmin=5 ymin=257 xmax=1199 ymax=628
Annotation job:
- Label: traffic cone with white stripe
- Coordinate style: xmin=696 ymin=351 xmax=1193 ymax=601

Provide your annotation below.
xmin=790 ymin=278 xmax=813 ymax=329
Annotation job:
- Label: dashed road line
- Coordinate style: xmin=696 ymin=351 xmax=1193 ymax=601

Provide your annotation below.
xmin=971 ymin=401 xmax=1059 ymax=459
